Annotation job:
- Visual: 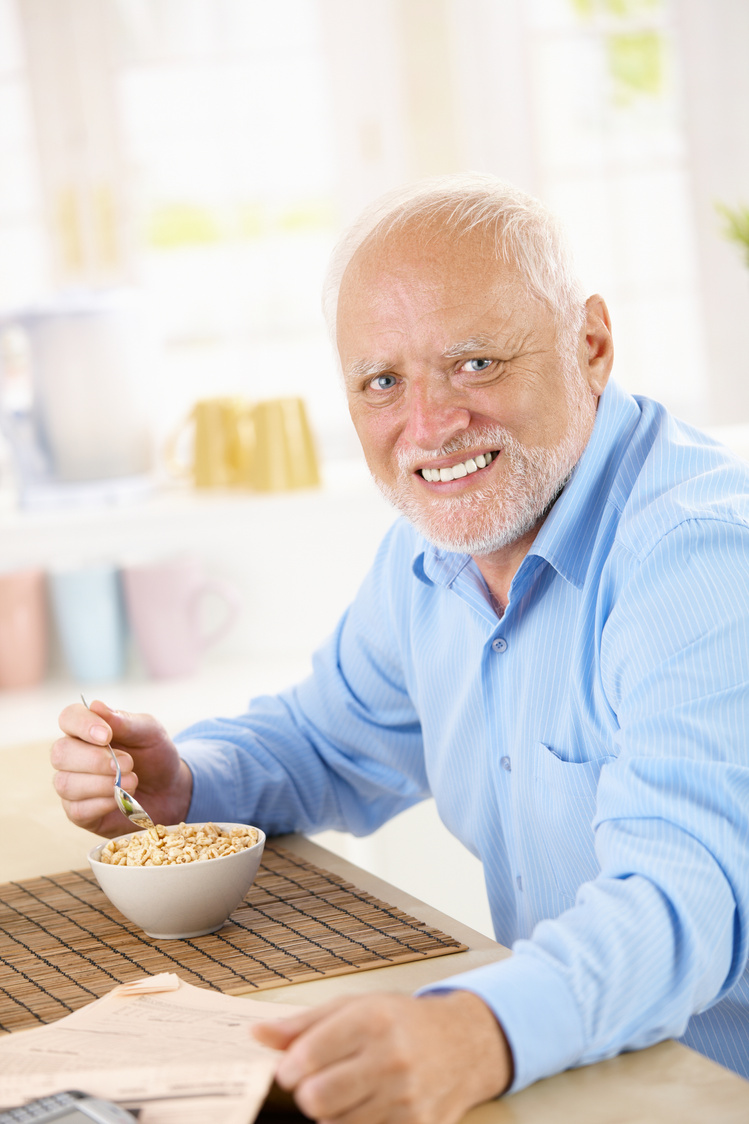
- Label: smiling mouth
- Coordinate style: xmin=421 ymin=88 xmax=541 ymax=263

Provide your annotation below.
xmin=419 ymin=450 xmax=498 ymax=483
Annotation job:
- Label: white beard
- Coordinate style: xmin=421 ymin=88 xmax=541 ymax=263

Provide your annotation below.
xmin=372 ymin=373 xmax=596 ymax=557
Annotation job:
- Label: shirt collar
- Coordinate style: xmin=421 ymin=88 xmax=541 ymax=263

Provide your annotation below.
xmin=525 ymin=379 xmax=640 ymax=588
xmin=413 ymin=543 xmax=472 ymax=588
xmin=412 ymin=380 xmax=641 ymax=591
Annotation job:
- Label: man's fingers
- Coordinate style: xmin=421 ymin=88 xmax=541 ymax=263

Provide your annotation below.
xmin=271 ymin=1000 xmax=373 ymax=1091
xmin=58 ymin=698 xmax=161 ymax=755
xmin=293 ymin=1059 xmax=374 ymax=1124
xmin=53 ymin=760 xmax=137 ymax=801
xmin=267 ymin=999 xmax=422 ymax=1124
xmin=252 ymin=1021 xmax=296 ymax=1050
xmin=86 ymin=700 xmax=145 ymax=749
xmin=58 ymin=702 xmax=113 ymax=746
xmin=59 ymin=796 xmax=124 ymax=833
xmin=253 ymin=999 xmax=346 ymax=1052
xmin=51 ymin=736 xmax=134 ymax=779
xmin=51 ymin=726 xmax=139 ymax=837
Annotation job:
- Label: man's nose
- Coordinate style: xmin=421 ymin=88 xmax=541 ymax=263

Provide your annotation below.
xmin=402 ymin=379 xmax=472 ymax=450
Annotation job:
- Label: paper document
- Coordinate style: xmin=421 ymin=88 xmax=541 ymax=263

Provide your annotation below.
xmin=0 ymin=973 xmax=306 ymax=1124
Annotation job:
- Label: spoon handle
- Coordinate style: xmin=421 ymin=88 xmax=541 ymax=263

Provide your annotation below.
xmin=81 ymin=694 xmax=154 ymax=830
xmin=81 ymin=695 xmax=121 ymax=783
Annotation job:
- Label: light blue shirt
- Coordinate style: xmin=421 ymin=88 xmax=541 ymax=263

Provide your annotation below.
xmin=177 ymin=380 xmax=749 ymax=1092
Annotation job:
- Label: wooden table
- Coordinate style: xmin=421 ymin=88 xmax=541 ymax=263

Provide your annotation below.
xmin=4 ymin=739 xmax=749 ymax=1123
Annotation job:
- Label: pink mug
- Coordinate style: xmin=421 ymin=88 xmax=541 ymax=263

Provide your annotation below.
xmin=0 ymin=569 xmax=48 ymax=689
xmin=122 ymin=558 xmax=241 ymax=679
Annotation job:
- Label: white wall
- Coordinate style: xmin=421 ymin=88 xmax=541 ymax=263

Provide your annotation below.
xmin=676 ymin=0 xmax=749 ymax=423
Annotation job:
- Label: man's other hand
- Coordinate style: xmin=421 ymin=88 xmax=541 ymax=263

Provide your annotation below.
xmin=253 ymin=990 xmax=512 ymax=1124
xmin=51 ymin=698 xmax=193 ymax=837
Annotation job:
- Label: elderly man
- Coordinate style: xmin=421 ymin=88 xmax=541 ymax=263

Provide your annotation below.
xmin=53 ymin=175 xmax=749 ymax=1123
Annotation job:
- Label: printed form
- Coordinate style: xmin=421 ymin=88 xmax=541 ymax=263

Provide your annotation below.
xmin=0 ymin=974 xmax=306 ymax=1124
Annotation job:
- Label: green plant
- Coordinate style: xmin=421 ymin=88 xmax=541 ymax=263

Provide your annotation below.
xmin=716 ymin=202 xmax=749 ymax=269
xmin=569 ymin=0 xmax=666 ymax=103
xmin=571 ymin=0 xmax=661 ymax=20
xmin=607 ymin=31 xmax=663 ymax=99
xmin=147 ymin=202 xmax=222 ymax=248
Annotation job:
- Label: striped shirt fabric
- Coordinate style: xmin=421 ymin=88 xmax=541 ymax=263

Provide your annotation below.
xmin=178 ymin=379 xmax=749 ymax=1092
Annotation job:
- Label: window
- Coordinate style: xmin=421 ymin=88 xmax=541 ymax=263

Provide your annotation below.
xmin=9 ymin=0 xmax=350 ymax=466
xmin=0 ymin=0 xmax=46 ymax=306
xmin=114 ymin=0 xmax=344 ymax=453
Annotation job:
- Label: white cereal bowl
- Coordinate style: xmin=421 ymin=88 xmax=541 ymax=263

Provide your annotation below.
xmin=88 ymin=823 xmax=265 ymax=940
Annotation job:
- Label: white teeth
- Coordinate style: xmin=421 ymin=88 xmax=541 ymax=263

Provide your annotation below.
xmin=421 ymin=452 xmax=495 ymax=482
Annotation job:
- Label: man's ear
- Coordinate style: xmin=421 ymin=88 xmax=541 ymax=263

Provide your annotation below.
xmin=583 ymin=294 xmax=614 ymax=398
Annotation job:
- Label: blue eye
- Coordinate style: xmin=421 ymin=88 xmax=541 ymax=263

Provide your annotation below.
xmin=464 ymin=358 xmax=493 ymax=372
xmin=370 ymin=374 xmax=397 ymax=391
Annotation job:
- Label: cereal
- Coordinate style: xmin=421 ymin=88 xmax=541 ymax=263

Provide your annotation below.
xmin=98 ymin=822 xmax=259 ymax=867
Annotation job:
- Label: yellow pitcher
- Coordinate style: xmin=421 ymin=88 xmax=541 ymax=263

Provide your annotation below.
xmin=248 ymin=397 xmax=321 ymax=492
xmin=166 ymin=396 xmax=320 ymax=492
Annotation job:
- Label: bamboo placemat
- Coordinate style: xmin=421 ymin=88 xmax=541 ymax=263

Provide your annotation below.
xmin=0 ymin=840 xmax=466 ymax=1034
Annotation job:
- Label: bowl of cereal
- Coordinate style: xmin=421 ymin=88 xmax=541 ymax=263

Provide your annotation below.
xmin=88 ymin=822 xmax=265 ymax=939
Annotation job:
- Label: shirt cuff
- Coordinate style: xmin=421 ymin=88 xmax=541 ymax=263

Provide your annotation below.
xmin=177 ymin=738 xmax=241 ymax=824
xmin=417 ymin=950 xmax=586 ymax=1093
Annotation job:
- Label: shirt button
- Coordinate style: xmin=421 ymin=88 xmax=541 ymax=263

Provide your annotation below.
xmin=500 ymin=756 xmax=511 ymax=772
xmin=491 ymin=637 xmax=507 ymax=653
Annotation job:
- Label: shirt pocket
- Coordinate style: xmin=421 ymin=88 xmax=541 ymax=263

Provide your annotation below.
xmin=526 ymin=742 xmax=614 ymax=908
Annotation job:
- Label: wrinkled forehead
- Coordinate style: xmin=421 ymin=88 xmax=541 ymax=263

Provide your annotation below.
xmin=342 ymin=216 xmax=502 ymax=290
xmin=339 ymin=222 xmax=525 ymax=322
xmin=336 ymin=220 xmax=541 ymax=356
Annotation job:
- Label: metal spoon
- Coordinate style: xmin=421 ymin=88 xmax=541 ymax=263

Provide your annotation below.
xmin=80 ymin=694 xmax=154 ymax=831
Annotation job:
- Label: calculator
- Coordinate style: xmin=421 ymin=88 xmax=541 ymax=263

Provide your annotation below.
xmin=0 ymin=1090 xmax=138 ymax=1124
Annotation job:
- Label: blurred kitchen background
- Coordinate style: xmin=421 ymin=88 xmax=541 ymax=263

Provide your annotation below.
xmin=1 ymin=0 xmax=748 ymax=933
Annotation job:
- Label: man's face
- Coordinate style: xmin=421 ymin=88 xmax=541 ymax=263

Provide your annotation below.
xmin=337 ymin=224 xmax=599 ymax=557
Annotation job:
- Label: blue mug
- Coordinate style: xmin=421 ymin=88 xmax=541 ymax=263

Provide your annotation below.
xmin=49 ymin=564 xmax=126 ymax=683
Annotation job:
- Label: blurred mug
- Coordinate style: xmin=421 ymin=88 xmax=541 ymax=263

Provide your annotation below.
xmin=166 ymin=396 xmax=319 ymax=492
xmin=166 ymin=397 xmax=253 ymax=488
xmin=48 ymin=563 xmax=127 ymax=683
xmin=249 ymin=397 xmax=321 ymax=492
xmin=0 ymin=569 xmax=47 ymax=689
xmin=122 ymin=557 xmax=241 ymax=679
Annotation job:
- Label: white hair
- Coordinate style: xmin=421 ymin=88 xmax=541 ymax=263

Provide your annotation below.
xmin=322 ymin=173 xmax=586 ymax=347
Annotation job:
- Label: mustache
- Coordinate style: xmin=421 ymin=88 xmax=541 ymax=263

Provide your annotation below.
xmin=395 ymin=426 xmax=514 ymax=474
